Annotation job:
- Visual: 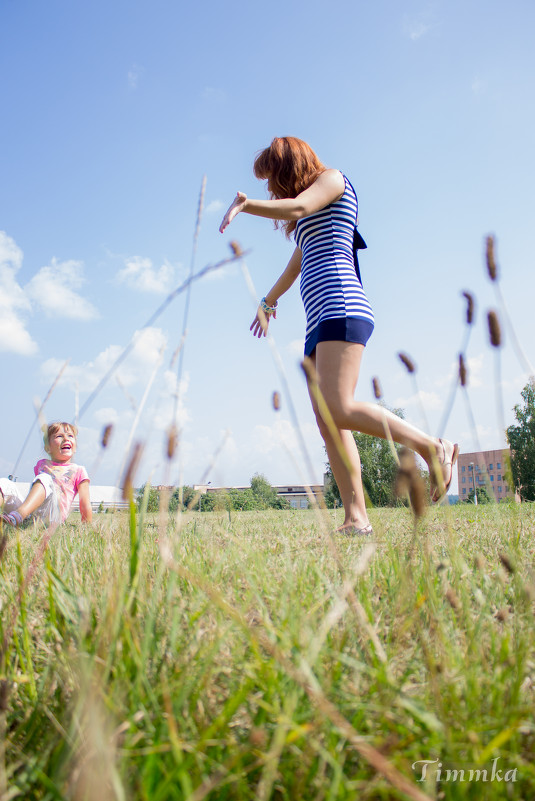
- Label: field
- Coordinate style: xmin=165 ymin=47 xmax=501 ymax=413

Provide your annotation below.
xmin=1 ymin=502 xmax=535 ymax=800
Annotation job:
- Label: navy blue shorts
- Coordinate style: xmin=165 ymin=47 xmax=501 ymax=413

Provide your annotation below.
xmin=304 ymin=316 xmax=374 ymax=357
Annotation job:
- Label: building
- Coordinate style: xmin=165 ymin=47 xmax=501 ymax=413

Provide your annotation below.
xmin=194 ymin=482 xmax=325 ymax=509
xmin=457 ymin=448 xmax=516 ymax=502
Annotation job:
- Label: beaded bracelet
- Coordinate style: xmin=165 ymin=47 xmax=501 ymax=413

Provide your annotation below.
xmin=260 ymin=297 xmax=278 ymax=315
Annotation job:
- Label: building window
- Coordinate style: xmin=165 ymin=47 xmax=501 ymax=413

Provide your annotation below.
xmin=469 ymin=465 xmax=473 ymax=471
xmin=300 ymin=499 xmax=308 ymax=508
xmin=490 ymin=475 xmax=494 ymax=481
xmin=462 ymin=488 xmax=466 ymax=494
xmin=462 ymin=466 xmax=465 ymax=472
xmin=497 ymin=462 xmax=501 ymax=469
xmin=489 ymin=463 xmax=493 ymax=470
xmin=498 ymin=474 xmax=501 ymax=481
xmin=290 ymin=499 xmax=298 ymax=509
xmin=498 ymin=486 xmax=502 ymax=492
xmin=462 ymin=477 xmax=466 ymax=483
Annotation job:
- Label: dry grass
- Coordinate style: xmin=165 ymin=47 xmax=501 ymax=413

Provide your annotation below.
xmin=1 ymin=502 xmax=534 ymax=799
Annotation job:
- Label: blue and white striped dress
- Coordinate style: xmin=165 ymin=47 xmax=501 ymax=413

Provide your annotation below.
xmin=295 ymin=174 xmax=374 ymax=356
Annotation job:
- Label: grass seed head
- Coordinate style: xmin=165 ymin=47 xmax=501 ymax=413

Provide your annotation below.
xmin=0 ymin=679 xmax=8 ymax=712
xmin=461 ymin=290 xmax=475 ymax=324
xmin=122 ymin=442 xmax=144 ymax=501
xmin=166 ymin=425 xmax=179 ymax=460
xmin=474 ymin=552 xmax=486 ymax=571
xmin=487 ymin=309 xmax=502 ymax=347
xmin=499 ymin=552 xmax=515 ymax=574
xmin=445 ymin=587 xmax=461 ymax=610
xmin=459 ymin=353 xmax=467 ymax=386
xmin=394 ymin=447 xmax=426 ymax=519
xmin=272 ymin=391 xmax=281 ymax=411
xmin=486 ymin=235 xmax=498 ymax=281
xmin=398 ymin=352 xmax=416 ymax=374
xmin=101 ymin=423 xmax=113 ymax=449
xmin=229 ymin=240 xmax=243 ymax=257
xmin=0 ymin=532 xmax=7 ymax=562
xmin=250 ymin=727 xmax=268 ymax=748
xmin=372 ymin=376 xmax=383 ymax=399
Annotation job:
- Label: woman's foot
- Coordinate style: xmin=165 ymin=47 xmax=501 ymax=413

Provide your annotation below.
xmin=430 ymin=439 xmax=459 ymax=503
xmin=336 ymin=522 xmax=373 ymax=537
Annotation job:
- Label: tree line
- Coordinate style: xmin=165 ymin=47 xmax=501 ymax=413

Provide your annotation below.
xmin=137 ymin=380 xmax=535 ymax=512
xmin=137 ymin=473 xmax=290 ymax=513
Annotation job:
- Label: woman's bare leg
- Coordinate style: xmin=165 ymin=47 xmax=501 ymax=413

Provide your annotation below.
xmin=308 ymin=350 xmax=370 ymax=530
xmin=314 ymin=341 xmax=456 ymax=496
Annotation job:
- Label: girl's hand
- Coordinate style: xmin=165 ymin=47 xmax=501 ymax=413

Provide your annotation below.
xmin=219 ymin=191 xmax=247 ymax=233
xmin=250 ymin=307 xmax=276 ymax=338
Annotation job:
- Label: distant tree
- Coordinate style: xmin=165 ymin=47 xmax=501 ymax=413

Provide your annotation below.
xmin=227 ymin=488 xmax=262 ymax=511
xmin=136 ymin=483 xmax=160 ymax=512
xmin=169 ymin=486 xmax=196 ymax=511
xmin=250 ymin=473 xmax=289 ymax=509
xmin=464 ymin=486 xmax=492 ymax=504
xmin=506 ymin=378 xmax=535 ymax=501
xmin=324 ymin=407 xmax=406 ymax=508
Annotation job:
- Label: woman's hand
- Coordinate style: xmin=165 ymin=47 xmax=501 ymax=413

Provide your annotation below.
xmin=219 ymin=191 xmax=248 ymax=233
xmin=250 ymin=307 xmax=276 ymax=338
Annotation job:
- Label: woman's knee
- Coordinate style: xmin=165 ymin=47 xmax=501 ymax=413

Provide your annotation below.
xmin=321 ymin=397 xmax=352 ymax=429
xmin=313 ymin=410 xmax=331 ymax=441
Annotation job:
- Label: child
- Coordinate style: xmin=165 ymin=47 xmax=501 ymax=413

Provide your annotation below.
xmin=0 ymin=422 xmax=92 ymax=527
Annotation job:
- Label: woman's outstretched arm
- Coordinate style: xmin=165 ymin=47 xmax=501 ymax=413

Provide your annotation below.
xmin=219 ymin=169 xmax=344 ymax=232
xmin=250 ymin=247 xmax=302 ymax=338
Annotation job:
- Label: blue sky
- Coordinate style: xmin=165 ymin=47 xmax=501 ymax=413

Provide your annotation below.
xmin=1 ymin=0 xmax=534 ymax=494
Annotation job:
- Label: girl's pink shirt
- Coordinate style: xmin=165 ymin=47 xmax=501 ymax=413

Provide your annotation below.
xmin=34 ymin=459 xmax=90 ymax=522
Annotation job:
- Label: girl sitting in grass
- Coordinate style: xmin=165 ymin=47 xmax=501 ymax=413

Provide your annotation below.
xmin=0 ymin=422 xmax=92 ymax=527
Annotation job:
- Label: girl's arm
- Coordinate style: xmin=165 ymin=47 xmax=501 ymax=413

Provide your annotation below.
xmin=220 ymin=169 xmax=344 ymax=232
xmin=78 ymin=480 xmax=93 ymax=523
xmin=250 ymin=247 xmax=302 ymax=338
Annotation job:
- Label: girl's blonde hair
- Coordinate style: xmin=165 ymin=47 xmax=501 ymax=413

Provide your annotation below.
xmin=43 ymin=422 xmax=78 ymax=453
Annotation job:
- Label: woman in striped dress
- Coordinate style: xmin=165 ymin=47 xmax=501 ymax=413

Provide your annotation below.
xmin=220 ymin=137 xmax=458 ymax=534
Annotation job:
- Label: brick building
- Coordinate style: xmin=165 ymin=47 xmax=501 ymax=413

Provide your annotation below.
xmin=457 ymin=448 xmax=516 ymax=502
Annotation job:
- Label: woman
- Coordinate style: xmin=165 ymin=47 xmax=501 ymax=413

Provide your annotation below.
xmin=220 ymin=137 xmax=458 ymax=534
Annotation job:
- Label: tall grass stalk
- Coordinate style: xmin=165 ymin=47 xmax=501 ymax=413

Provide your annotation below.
xmin=3 ymin=505 xmax=534 ymax=799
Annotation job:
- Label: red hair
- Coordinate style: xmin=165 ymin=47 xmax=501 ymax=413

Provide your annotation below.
xmin=253 ymin=137 xmax=326 ymax=236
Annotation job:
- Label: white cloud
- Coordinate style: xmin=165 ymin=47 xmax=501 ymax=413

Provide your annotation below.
xmin=202 ymin=87 xmax=226 ymax=104
xmin=0 ymin=231 xmax=37 ymax=355
xmin=394 ymin=390 xmax=442 ymax=412
xmin=471 ymin=76 xmax=484 ymax=94
xmin=26 ymin=258 xmax=98 ymax=320
xmin=205 ymin=200 xmax=224 ymax=215
xmin=287 ymin=338 xmax=305 ymax=357
xmin=40 ymin=326 xmax=169 ymax=392
xmin=403 ymin=10 xmax=438 ymax=41
xmin=93 ymin=407 xmax=120 ymax=425
xmin=251 ymin=418 xmax=324 ymax=468
xmin=116 ymin=256 xmax=175 ymax=293
xmin=128 ymin=64 xmax=144 ymax=90
xmin=464 ymin=354 xmax=484 ymax=389
xmin=407 ymin=21 xmax=430 ymax=40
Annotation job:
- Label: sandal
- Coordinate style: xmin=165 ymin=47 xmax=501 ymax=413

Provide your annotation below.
xmin=337 ymin=523 xmax=374 ymax=537
xmin=431 ymin=439 xmax=459 ymax=503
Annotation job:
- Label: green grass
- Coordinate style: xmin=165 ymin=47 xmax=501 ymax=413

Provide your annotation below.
xmin=1 ymin=502 xmax=534 ymax=800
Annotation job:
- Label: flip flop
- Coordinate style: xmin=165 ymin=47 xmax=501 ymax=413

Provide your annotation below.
xmin=337 ymin=523 xmax=374 ymax=537
xmin=431 ymin=440 xmax=459 ymax=503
